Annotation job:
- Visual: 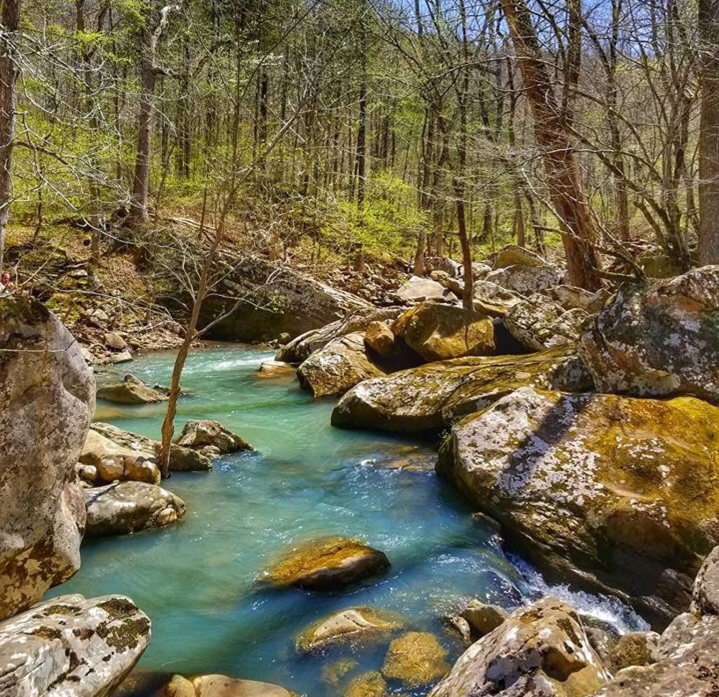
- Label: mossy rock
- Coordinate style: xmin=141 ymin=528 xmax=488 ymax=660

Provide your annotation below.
xmin=381 ymin=631 xmax=450 ymax=687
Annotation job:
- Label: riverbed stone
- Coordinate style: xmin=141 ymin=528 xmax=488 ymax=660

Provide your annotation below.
xmin=485 ymin=263 xmax=561 ymax=295
xmin=608 ymin=631 xmax=659 ymax=672
xmin=492 ymin=244 xmax=548 ymax=269
xmin=81 ymin=429 xmax=160 ymax=485
xmin=191 ymin=674 xmax=293 ymax=697
xmin=85 ymin=481 xmax=187 ymax=536
xmin=364 ymin=320 xmax=396 ymax=357
xmin=504 ymin=294 xmax=587 ymax=350
xmin=395 ymin=275 xmax=456 ymax=303
xmin=176 ymin=420 xmax=252 ymax=454
xmin=296 ymin=607 xmax=401 ymax=652
xmin=459 ymin=600 xmax=508 ymax=639
xmin=438 ymin=386 xmax=719 ymax=625
xmin=0 ymin=593 xmax=150 ymax=697
xmin=0 ymin=298 xmax=94 ymax=620
xmin=579 ymin=266 xmax=719 ymax=400
xmin=381 ymin=631 xmax=450 ymax=687
xmin=392 ymin=302 xmax=495 ymax=361
xmin=97 ymin=374 xmax=168 ymax=404
xmin=472 ymin=280 xmax=524 ymax=317
xmin=429 ymin=598 xmax=608 ymax=697
xmin=343 ymin=672 xmax=388 ymax=697
xmin=90 ymin=422 xmax=213 ymax=471
xmin=332 ymin=347 xmax=592 ymax=433
xmin=260 ymin=537 xmax=390 ymax=590
xmin=298 ymin=332 xmax=385 ymax=398
xmin=257 ymin=360 xmax=296 ymax=378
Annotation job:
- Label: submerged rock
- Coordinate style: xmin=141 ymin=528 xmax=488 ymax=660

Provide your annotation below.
xmin=392 ymin=302 xmax=495 ymax=362
xmin=343 ymin=671 xmax=388 ymax=697
xmin=0 ymin=298 xmax=93 ymax=620
xmin=298 ymin=332 xmax=385 ymax=398
xmin=176 ymin=420 xmax=252 ymax=454
xmin=429 ymin=598 xmax=608 ymax=697
xmin=0 ymin=594 xmax=150 ymax=696
xmin=438 ymin=386 xmax=719 ymax=625
xmin=259 ymin=537 xmax=390 ymax=590
xmin=257 ymin=360 xmax=296 ymax=378
xmin=97 ymin=374 xmax=168 ymax=404
xmin=85 ymin=481 xmax=187 ymax=536
xmin=90 ymin=422 xmax=213 ymax=471
xmin=296 ymin=607 xmax=401 ymax=653
xmin=382 ymin=631 xmax=450 ymax=687
xmin=81 ymin=429 xmax=160 ymax=485
xmin=579 ymin=266 xmax=719 ymax=400
xmin=332 ymin=348 xmax=592 ymax=433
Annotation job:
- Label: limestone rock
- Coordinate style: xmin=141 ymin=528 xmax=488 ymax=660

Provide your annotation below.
xmin=504 ymin=294 xmax=587 ymax=351
xmin=429 ymin=598 xmax=608 ymax=697
xmin=427 ymin=256 xmax=463 ymax=277
xmin=0 ymin=594 xmax=150 ymax=697
xmin=176 ymin=420 xmax=252 ymax=454
xmin=90 ymin=422 xmax=213 ymax=472
xmin=0 ymin=298 xmax=93 ymax=620
xmin=693 ymin=545 xmax=719 ymax=615
xmin=382 ymin=632 xmax=450 ymax=687
xmin=492 ymin=244 xmax=548 ymax=269
xmin=364 ymin=320 xmax=396 ymax=357
xmin=609 ymin=632 xmax=658 ymax=672
xmin=97 ymin=374 xmax=168 ymax=404
xmin=395 ymin=275 xmax=457 ymax=303
xmin=332 ymin=348 xmax=592 ymax=433
xmin=392 ymin=302 xmax=495 ymax=362
xmin=296 ymin=607 xmax=401 ymax=652
xmin=485 ymin=264 xmax=562 ymax=296
xmin=256 ymin=360 xmax=296 ymax=378
xmin=259 ymin=537 xmax=390 ymax=590
xmin=110 ymin=350 xmax=133 ymax=364
xmin=546 ymin=284 xmax=609 ymax=313
xmin=81 ymin=429 xmax=160 ymax=485
xmin=105 ymin=331 xmax=128 ymax=350
xmin=459 ymin=600 xmax=508 ymax=639
xmin=438 ymin=386 xmax=719 ymax=625
xmin=190 ymin=674 xmax=292 ymax=697
xmin=579 ymin=266 xmax=719 ymax=400
xmin=298 ymin=332 xmax=385 ymax=398
xmin=85 ymin=481 xmax=187 ymax=536
xmin=471 ymin=280 xmax=524 ymax=317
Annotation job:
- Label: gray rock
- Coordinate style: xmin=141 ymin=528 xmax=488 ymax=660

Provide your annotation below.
xmin=491 ymin=244 xmax=548 ymax=269
xmin=97 ymin=374 xmax=167 ymax=404
xmin=0 ymin=594 xmax=150 ymax=697
xmin=110 ymin=350 xmax=134 ymax=364
xmin=0 ymin=298 xmax=94 ymax=620
xmin=504 ymin=294 xmax=587 ymax=351
xmin=692 ymin=545 xmax=719 ymax=615
xmin=85 ymin=481 xmax=187 ymax=536
xmin=545 ymin=284 xmax=609 ymax=313
xmin=472 ymin=280 xmax=524 ymax=317
xmin=105 ymin=331 xmax=127 ymax=350
xmin=176 ymin=420 xmax=252 ymax=454
xmin=485 ymin=264 xmax=562 ymax=295
xmin=395 ymin=275 xmax=457 ymax=303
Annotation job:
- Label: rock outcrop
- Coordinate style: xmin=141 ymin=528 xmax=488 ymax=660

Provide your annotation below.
xmin=0 ymin=594 xmax=150 ymax=697
xmin=81 ymin=429 xmax=160 ymax=485
xmin=332 ymin=348 xmax=592 ymax=433
xmin=96 ymin=374 xmax=168 ymax=404
xmin=579 ymin=266 xmax=719 ymax=401
xmin=438 ymin=386 xmax=719 ymax=625
xmin=0 ymin=298 xmax=94 ymax=620
xmin=85 ymin=481 xmax=187 ymax=536
xmin=298 ymin=332 xmax=385 ymax=398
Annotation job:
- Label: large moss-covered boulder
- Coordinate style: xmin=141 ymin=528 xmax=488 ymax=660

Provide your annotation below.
xmin=579 ymin=266 xmax=719 ymax=401
xmin=430 ymin=598 xmax=608 ymax=697
xmin=382 ymin=632 xmax=450 ymax=688
xmin=298 ymin=332 xmax=385 ymax=398
xmin=332 ymin=348 xmax=592 ymax=433
xmin=0 ymin=594 xmax=150 ymax=697
xmin=0 ymin=298 xmax=94 ymax=621
xmin=392 ymin=302 xmax=495 ymax=361
xmin=259 ymin=537 xmax=390 ymax=591
xmin=438 ymin=386 xmax=719 ymax=625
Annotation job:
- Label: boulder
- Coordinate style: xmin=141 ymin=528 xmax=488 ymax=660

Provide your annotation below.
xmin=0 ymin=594 xmax=150 ymax=697
xmin=579 ymin=267 xmax=719 ymax=401
xmin=332 ymin=348 xmax=592 ymax=433
xmin=90 ymin=422 xmax=213 ymax=471
xmin=0 ymin=298 xmax=93 ymax=620
xmin=256 ymin=360 xmax=296 ymax=378
xmin=608 ymin=631 xmax=658 ymax=672
xmin=459 ymin=600 xmax=508 ymax=639
xmin=259 ymin=536 xmax=390 ymax=590
xmin=343 ymin=672 xmax=387 ymax=697
xmin=382 ymin=632 xmax=450 ymax=687
xmin=105 ymin=331 xmax=128 ymax=350
xmin=692 ymin=545 xmax=719 ymax=615
xmin=392 ymin=302 xmax=495 ymax=361
xmin=176 ymin=674 xmax=293 ymax=697
xmin=471 ymin=280 xmax=524 ymax=317
xmin=85 ymin=481 xmax=187 ymax=536
xmin=546 ymin=285 xmax=609 ymax=313
xmin=469 ymin=262 xmax=492 ymax=280
xmin=394 ymin=275 xmax=457 ymax=303
xmin=364 ymin=320 xmax=396 ymax=357
xmin=426 ymin=256 xmax=463 ymax=277
xmin=110 ymin=350 xmax=133 ymax=364
xmin=176 ymin=419 xmax=252 ymax=454
xmin=492 ymin=244 xmax=548 ymax=269
xmin=298 ymin=332 xmax=385 ymax=398
xmin=296 ymin=607 xmax=401 ymax=653
xmin=196 ymin=255 xmax=371 ymax=342
xmin=504 ymin=294 xmax=587 ymax=351
xmin=97 ymin=374 xmax=168 ymax=404
xmin=429 ymin=598 xmax=608 ymax=697
xmin=277 ymin=306 xmax=403 ymax=364
xmin=81 ymin=429 xmax=160 ymax=485
xmin=430 ymin=270 xmax=465 ymax=298
xmin=485 ymin=264 xmax=562 ymax=295
xmin=438 ymin=386 xmax=719 ymax=625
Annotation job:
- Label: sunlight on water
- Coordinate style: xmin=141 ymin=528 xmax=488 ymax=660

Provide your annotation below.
xmin=53 ymin=346 xmax=646 ymax=696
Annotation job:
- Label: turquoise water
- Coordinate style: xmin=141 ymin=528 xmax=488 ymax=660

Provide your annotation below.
xmin=54 ymin=347 xmax=644 ymax=696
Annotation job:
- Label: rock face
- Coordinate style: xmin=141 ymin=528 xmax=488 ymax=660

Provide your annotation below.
xmin=85 ymin=481 xmax=187 ymax=536
xmin=382 ymin=632 xmax=450 ymax=687
xmin=0 ymin=298 xmax=94 ymax=621
xmin=438 ymin=386 xmax=719 ymax=625
xmin=429 ymin=598 xmax=608 ymax=697
xmin=259 ymin=537 xmax=390 ymax=590
xmin=504 ymin=294 xmax=587 ymax=351
xmin=392 ymin=302 xmax=495 ymax=361
xmin=176 ymin=420 xmax=252 ymax=454
xmin=0 ymin=594 xmax=150 ymax=697
xmin=198 ymin=255 xmax=370 ymax=342
xmin=90 ymin=422 xmax=213 ymax=471
xmin=298 ymin=332 xmax=385 ymax=398
xmin=395 ymin=275 xmax=457 ymax=303
xmin=579 ymin=266 xmax=719 ymax=401
xmin=332 ymin=348 xmax=592 ymax=433
xmin=81 ymin=429 xmax=160 ymax=485
xmin=96 ymin=374 xmax=168 ymax=404
xmin=485 ymin=264 xmax=561 ymax=295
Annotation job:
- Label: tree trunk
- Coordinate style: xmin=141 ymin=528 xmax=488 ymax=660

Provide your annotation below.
xmin=355 ymin=15 xmax=368 ymax=209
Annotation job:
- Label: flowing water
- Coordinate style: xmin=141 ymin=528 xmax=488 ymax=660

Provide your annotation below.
xmin=54 ymin=346 xmax=646 ymax=696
